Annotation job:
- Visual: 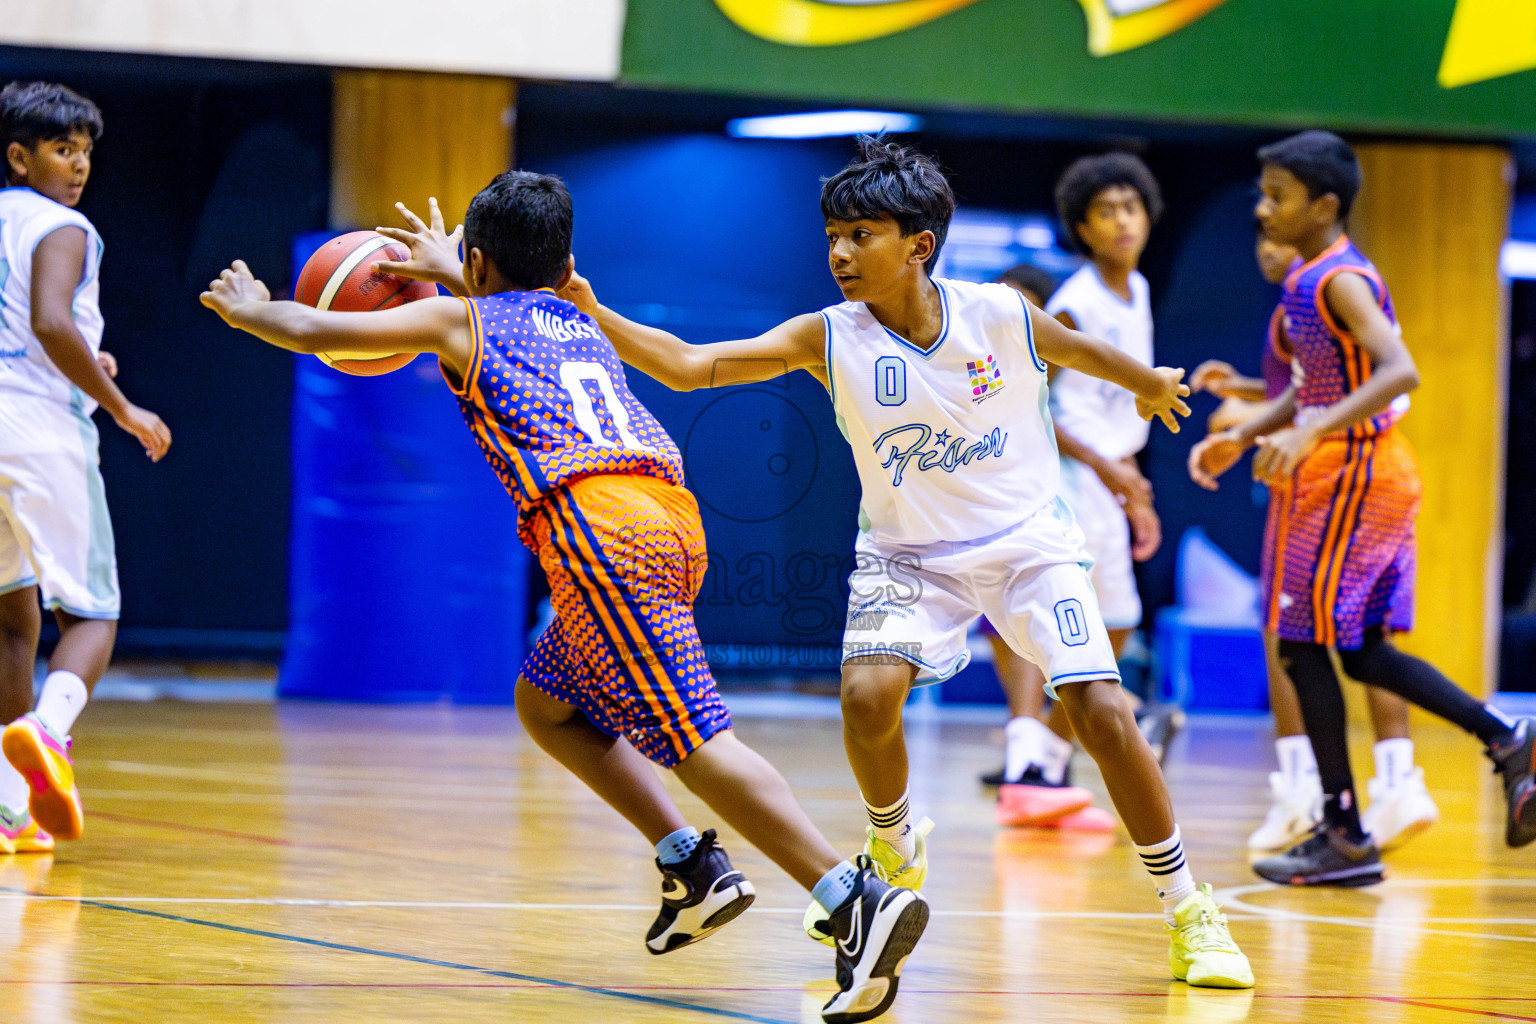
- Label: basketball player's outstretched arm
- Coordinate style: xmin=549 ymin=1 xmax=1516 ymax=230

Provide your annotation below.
xmin=200 ymin=260 xmax=477 ymax=382
xmin=1045 ymin=309 xmax=1153 ymax=507
xmin=1186 ymin=387 xmax=1296 ymax=490
xmin=32 ymin=227 xmax=171 ymax=461
xmin=557 ymin=269 xmax=827 ymax=390
xmin=1028 ymin=304 xmax=1190 ymax=433
xmin=1251 ymin=271 xmax=1419 ymax=483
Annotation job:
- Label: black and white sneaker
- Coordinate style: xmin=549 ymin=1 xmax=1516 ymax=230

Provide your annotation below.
xmin=816 ymin=855 xmax=929 ymax=1024
xmin=1489 ymin=718 xmax=1536 ymax=848
xmin=1252 ymin=825 xmax=1384 ymax=887
xmin=980 ymin=763 xmax=1075 ymax=788
xmin=1135 ymin=703 xmax=1187 ymax=767
xmin=979 ymin=763 xmax=1009 ymax=787
xmin=645 ymin=829 xmax=755 ymax=955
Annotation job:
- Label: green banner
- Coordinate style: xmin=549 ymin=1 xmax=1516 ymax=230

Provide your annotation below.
xmin=620 ymin=0 xmax=1536 ymax=137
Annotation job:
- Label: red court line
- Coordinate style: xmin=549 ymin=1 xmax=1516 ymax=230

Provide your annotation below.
xmin=3 ymin=979 xmax=1532 ymax=1014
xmin=1390 ymin=1000 xmax=1536 ymax=1022
xmin=86 ymin=811 xmax=421 ymax=861
xmin=87 ymin=811 xmax=506 ymax=863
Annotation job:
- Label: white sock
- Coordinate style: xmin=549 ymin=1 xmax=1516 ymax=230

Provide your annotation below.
xmin=1372 ymin=738 xmax=1415 ymax=791
xmin=1038 ymin=732 xmax=1074 ymax=785
xmin=1275 ymin=735 xmax=1318 ymax=789
xmin=1003 ymin=716 xmax=1047 ymax=782
xmin=35 ymin=670 xmax=88 ymax=737
xmin=1135 ymin=825 xmax=1197 ymax=919
xmin=0 ymin=761 xmax=27 ymax=814
xmin=865 ymin=788 xmax=915 ymax=863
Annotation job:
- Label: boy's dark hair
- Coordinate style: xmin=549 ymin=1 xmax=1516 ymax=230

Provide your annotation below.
xmin=996 ymin=263 xmax=1058 ymax=304
xmin=464 ymin=170 xmax=573 ymax=291
xmin=1257 ymin=130 xmax=1361 ymax=222
xmin=1054 ymin=152 xmax=1163 ymax=254
xmin=0 ymin=81 xmax=103 ymax=156
xmin=821 ymin=135 xmax=955 ymax=267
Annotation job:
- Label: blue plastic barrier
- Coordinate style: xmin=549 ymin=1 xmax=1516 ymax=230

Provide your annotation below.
xmin=280 ymin=231 xmax=528 ymax=702
xmin=1153 ymin=607 xmax=1268 ymax=711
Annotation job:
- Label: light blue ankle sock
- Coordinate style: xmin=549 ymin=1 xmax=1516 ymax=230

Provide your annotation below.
xmin=811 ymin=860 xmax=860 ymax=915
xmin=655 ymin=826 xmax=702 ymax=866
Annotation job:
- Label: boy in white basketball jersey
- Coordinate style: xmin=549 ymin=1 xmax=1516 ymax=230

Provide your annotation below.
xmin=559 ymin=138 xmax=1253 ymax=987
xmin=0 ymin=82 xmax=171 ymax=854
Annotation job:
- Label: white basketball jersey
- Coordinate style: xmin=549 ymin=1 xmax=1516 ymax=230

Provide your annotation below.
xmin=824 ymin=278 xmax=1061 ymax=547
xmin=0 ymin=187 xmax=105 ymax=413
xmin=1045 ymin=264 xmax=1153 ymax=461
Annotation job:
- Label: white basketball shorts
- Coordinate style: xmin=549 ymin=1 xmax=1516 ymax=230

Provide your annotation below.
xmin=841 ymin=497 xmax=1120 ymax=696
xmin=0 ymin=397 xmax=120 ymax=619
xmin=1060 ymin=457 xmax=1142 ymax=631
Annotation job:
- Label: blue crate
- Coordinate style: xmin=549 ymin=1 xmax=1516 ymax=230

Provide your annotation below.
xmin=1154 ymin=607 xmax=1268 ymax=712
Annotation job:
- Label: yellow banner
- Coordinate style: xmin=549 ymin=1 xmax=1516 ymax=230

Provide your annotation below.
xmin=711 ymin=0 xmax=1233 ymax=55
xmin=1438 ymin=0 xmax=1536 ymax=88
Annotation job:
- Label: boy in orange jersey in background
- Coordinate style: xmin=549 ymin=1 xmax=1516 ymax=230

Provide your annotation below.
xmin=1191 ymin=232 xmax=1436 ymax=856
xmin=201 ymin=173 xmax=927 ymax=1024
xmin=1190 ymin=132 xmax=1534 ymax=885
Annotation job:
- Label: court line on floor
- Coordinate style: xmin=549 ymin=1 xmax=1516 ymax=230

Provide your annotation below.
xmin=0 ymin=892 xmax=1173 ymax=918
xmin=5 ymin=892 xmax=1535 ymax=931
xmin=0 ymin=979 xmax=1532 ymax=1017
xmin=0 ymin=886 xmax=794 ymax=1024
xmin=1213 ymin=882 xmax=1536 ymax=945
xmin=84 ymin=811 xmax=515 ymax=863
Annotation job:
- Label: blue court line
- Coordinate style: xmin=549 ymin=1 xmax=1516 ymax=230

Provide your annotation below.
xmin=0 ymin=886 xmax=794 ymax=1024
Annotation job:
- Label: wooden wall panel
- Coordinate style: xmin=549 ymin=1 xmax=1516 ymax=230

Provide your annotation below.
xmin=331 ymin=71 xmax=515 ymax=234
xmin=1348 ymin=142 xmax=1511 ymax=697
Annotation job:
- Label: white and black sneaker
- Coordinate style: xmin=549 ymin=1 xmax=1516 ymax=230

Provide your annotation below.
xmin=1135 ymin=703 xmax=1187 ymax=767
xmin=816 ymin=854 xmax=929 ymax=1024
xmin=645 ymin=829 xmax=755 ymax=955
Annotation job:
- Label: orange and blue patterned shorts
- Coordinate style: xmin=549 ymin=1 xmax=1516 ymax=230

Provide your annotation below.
xmin=1262 ymin=427 xmax=1419 ymax=650
xmin=522 ymin=474 xmax=731 ymax=767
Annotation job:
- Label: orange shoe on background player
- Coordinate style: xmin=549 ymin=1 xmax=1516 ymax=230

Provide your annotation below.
xmin=3 ymin=715 xmax=83 ymax=842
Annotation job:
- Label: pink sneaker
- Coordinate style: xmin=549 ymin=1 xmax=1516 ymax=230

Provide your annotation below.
xmin=3 ymin=714 xmax=83 ymax=841
xmin=0 ymin=804 xmax=54 ymax=854
xmin=1038 ymin=805 xmax=1118 ymax=833
xmin=995 ymin=783 xmax=1093 ymax=827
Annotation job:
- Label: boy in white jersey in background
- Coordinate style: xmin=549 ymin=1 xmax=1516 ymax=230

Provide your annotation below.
xmin=0 ymin=82 xmax=171 ymax=854
xmin=983 ymin=157 xmax=1184 ymax=831
xmin=560 ymin=137 xmax=1253 ymax=988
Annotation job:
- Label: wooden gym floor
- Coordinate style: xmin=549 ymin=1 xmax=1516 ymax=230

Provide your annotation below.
xmin=1 ymin=686 xmax=1533 ymax=1023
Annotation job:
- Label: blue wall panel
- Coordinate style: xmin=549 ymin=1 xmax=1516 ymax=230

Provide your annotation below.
xmin=282 ymin=235 xmax=527 ymax=701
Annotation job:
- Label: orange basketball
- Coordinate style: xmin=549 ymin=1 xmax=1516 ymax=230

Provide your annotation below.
xmin=294 ymin=230 xmax=437 ymax=376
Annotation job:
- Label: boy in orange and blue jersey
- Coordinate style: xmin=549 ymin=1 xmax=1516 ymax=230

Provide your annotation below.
xmin=201 ymin=172 xmax=927 ymax=1024
xmin=1189 ymin=131 xmax=1535 ymax=885
xmin=1193 ymin=235 xmax=1436 ymax=856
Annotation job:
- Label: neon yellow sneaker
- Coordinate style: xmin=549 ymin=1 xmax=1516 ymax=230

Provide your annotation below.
xmin=1168 ymin=884 xmax=1254 ymax=989
xmin=804 ymin=817 xmax=933 ymax=945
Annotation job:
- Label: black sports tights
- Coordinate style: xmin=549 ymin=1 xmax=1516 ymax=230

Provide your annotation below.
xmin=1279 ymin=627 xmax=1510 ymax=833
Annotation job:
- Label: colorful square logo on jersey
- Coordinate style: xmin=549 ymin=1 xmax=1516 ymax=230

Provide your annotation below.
xmin=966 ymin=354 xmax=1005 ymax=402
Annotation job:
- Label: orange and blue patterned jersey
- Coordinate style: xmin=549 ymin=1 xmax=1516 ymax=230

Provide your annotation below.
xmin=1261 ymin=304 xmax=1292 ymax=402
xmin=1281 ymin=236 xmax=1400 ymax=440
xmin=447 ymin=291 xmax=684 ymax=537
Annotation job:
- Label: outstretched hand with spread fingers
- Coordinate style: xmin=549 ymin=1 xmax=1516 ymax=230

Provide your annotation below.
xmin=373 ymin=198 xmax=464 ymax=293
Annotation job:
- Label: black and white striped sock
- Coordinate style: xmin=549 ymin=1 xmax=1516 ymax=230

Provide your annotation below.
xmin=865 ymin=788 xmax=915 ymax=862
xmin=1135 ymin=825 xmax=1197 ymax=918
